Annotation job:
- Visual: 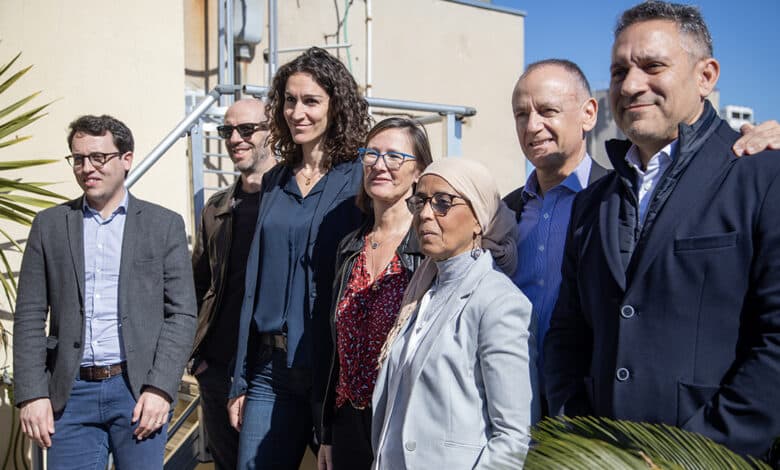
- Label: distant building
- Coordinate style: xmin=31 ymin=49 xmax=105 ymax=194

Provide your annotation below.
xmin=586 ymin=89 xmax=622 ymax=169
xmin=721 ymin=105 xmax=755 ymax=131
xmin=586 ymin=89 xmax=722 ymax=168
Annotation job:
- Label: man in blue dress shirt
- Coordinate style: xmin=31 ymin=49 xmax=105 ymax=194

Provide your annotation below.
xmin=503 ymin=60 xmax=607 ymax=417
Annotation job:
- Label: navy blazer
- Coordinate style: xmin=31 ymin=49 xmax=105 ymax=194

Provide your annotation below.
xmin=230 ymin=159 xmax=364 ymax=401
xmin=544 ymin=106 xmax=780 ymax=458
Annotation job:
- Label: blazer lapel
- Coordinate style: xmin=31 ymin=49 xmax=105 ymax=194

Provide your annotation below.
xmin=307 ymin=161 xmax=354 ymax=245
xmin=599 ymin=179 xmax=627 ymax=291
xmin=66 ymin=198 xmax=86 ymax=306
xmin=627 ymin=138 xmax=734 ymax=288
xmin=407 ymin=254 xmax=493 ymax=385
xmin=118 ymin=194 xmax=140 ymax=318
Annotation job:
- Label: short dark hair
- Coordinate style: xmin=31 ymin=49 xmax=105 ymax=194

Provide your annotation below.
xmin=266 ymin=47 xmax=371 ymax=169
xmin=356 ymin=117 xmax=434 ymax=213
xmin=616 ymin=1 xmax=713 ymax=58
xmin=521 ymin=58 xmax=592 ymax=96
xmin=67 ymin=114 xmax=134 ymax=154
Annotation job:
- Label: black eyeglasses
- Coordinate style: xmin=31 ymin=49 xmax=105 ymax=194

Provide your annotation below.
xmin=216 ymin=122 xmax=268 ymax=139
xmin=406 ymin=192 xmax=468 ymax=216
xmin=358 ymin=148 xmax=416 ymax=170
xmin=65 ymin=152 xmax=122 ymax=168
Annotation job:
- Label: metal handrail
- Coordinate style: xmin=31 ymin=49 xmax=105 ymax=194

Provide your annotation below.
xmin=129 ymin=83 xmax=476 ymax=191
xmin=167 ymin=395 xmax=201 ymax=441
xmin=241 ymin=84 xmax=476 ymax=118
xmin=125 ymin=84 xmax=241 ymax=189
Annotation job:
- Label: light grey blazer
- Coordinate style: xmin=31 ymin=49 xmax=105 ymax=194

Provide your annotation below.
xmin=372 ymin=252 xmax=538 ymax=469
xmin=13 ymin=195 xmax=197 ymax=412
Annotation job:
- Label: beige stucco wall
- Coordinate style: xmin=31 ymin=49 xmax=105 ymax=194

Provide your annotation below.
xmin=0 ymin=0 xmax=188 ymax=292
xmin=184 ymin=0 xmax=526 ymax=195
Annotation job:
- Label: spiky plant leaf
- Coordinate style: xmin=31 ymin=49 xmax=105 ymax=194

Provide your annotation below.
xmin=0 ymin=193 xmax=62 ymax=208
xmin=0 ymin=52 xmax=63 ymax=347
xmin=0 ymin=65 xmax=33 ymax=96
xmin=0 ymin=158 xmax=59 ymax=170
xmin=526 ymin=417 xmax=772 ymax=470
xmin=0 ymin=52 xmax=22 ymax=78
xmin=0 ymin=91 xmax=41 ymax=120
xmin=0 ymin=135 xmax=31 ymax=149
xmin=0 ymin=104 xmax=48 ymax=140
xmin=0 ymin=177 xmax=65 ymax=199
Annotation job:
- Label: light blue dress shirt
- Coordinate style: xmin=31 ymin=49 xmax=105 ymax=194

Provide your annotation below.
xmin=511 ymin=155 xmax=591 ymax=389
xmin=624 ymin=140 xmax=677 ymax=224
xmin=81 ymin=191 xmax=128 ymax=366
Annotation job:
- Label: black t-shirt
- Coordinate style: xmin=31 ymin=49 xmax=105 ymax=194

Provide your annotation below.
xmin=200 ymin=184 xmax=260 ymax=367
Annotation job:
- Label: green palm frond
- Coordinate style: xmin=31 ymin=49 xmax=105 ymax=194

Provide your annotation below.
xmin=526 ymin=416 xmax=772 ymax=470
xmin=0 ymin=51 xmax=64 ymax=331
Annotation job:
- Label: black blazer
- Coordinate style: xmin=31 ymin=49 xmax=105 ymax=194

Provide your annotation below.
xmin=503 ymin=158 xmax=609 ymax=221
xmin=544 ymin=106 xmax=780 ymax=458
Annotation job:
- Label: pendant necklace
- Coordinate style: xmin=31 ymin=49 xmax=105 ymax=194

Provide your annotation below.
xmin=300 ymin=169 xmax=313 ymax=186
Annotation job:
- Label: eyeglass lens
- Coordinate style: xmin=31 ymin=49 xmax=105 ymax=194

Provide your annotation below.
xmin=360 ymin=149 xmax=415 ymax=170
xmin=68 ymin=152 xmax=119 ymax=168
xmin=407 ymin=193 xmax=459 ymax=215
xmin=217 ymin=123 xmax=266 ymax=139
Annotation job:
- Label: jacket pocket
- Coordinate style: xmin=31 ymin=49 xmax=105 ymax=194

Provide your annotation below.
xmin=677 ymin=381 xmax=719 ymax=425
xmin=674 ymin=232 xmax=738 ymax=252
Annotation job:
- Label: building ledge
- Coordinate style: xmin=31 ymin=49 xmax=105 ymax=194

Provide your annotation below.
xmin=442 ymin=0 xmax=527 ymax=17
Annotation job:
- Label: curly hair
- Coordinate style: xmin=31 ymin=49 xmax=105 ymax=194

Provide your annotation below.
xmin=265 ymin=47 xmax=372 ymax=169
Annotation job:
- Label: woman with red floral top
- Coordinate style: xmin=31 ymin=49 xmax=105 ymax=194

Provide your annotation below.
xmin=318 ymin=117 xmax=433 ymax=470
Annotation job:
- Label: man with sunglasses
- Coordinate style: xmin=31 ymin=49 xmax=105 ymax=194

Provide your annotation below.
xmin=190 ymin=97 xmax=276 ymax=470
xmin=13 ymin=114 xmax=197 ymax=469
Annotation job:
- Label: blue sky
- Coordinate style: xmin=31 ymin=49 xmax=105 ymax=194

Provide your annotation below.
xmin=493 ymin=0 xmax=780 ymax=122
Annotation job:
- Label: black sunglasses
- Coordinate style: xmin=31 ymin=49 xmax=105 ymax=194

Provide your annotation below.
xmin=216 ymin=122 xmax=268 ymax=139
xmin=406 ymin=192 xmax=468 ymax=216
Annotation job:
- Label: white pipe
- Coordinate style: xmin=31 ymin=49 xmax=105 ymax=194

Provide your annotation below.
xmin=365 ymin=0 xmax=373 ymax=98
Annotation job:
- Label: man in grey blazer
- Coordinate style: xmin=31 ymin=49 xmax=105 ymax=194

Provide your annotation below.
xmin=13 ymin=115 xmax=197 ymax=469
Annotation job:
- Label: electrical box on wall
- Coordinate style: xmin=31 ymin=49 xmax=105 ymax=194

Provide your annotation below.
xmin=234 ymin=0 xmax=263 ymax=45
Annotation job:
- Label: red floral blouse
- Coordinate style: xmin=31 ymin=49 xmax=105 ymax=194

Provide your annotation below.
xmin=334 ymin=246 xmax=410 ymax=409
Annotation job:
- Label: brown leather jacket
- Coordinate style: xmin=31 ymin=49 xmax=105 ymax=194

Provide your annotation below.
xmin=190 ymin=181 xmax=238 ymax=361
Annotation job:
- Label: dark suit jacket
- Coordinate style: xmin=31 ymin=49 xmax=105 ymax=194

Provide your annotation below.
xmin=13 ymin=194 xmax=197 ymax=412
xmin=230 ymin=159 xmax=364 ymax=408
xmin=502 ymin=157 xmax=609 ymax=221
xmin=544 ymin=105 xmax=780 ymax=457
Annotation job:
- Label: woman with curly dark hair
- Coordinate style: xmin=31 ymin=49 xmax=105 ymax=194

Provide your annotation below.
xmin=227 ymin=47 xmax=371 ymax=469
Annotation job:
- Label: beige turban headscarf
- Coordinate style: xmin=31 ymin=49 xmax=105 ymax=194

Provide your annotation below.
xmin=378 ymin=158 xmax=518 ymax=366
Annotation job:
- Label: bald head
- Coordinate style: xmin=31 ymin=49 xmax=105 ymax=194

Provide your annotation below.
xmin=514 ymin=59 xmax=592 ymax=104
xmin=225 ymin=98 xmax=266 ymax=124
xmin=223 ymin=98 xmax=272 ymax=177
xmin=511 ymin=60 xmax=597 ymax=190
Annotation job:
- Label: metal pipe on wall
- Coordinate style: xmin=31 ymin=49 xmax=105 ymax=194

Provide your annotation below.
xmin=268 ymin=0 xmax=278 ymax=84
xmin=225 ymin=0 xmax=235 ymax=103
xmin=365 ymin=0 xmax=373 ymax=97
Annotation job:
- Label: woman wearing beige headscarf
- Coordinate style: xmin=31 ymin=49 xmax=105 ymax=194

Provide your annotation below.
xmin=370 ymin=158 xmax=538 ymax=470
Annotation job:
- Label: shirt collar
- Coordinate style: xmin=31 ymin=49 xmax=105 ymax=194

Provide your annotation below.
xmin=625 ymin=140 xmax=677 ymax=174
xmin=522 ymin=153 xmax=592 ymax=199
xmin=83 ymin=189 xmax=129 ymax=218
